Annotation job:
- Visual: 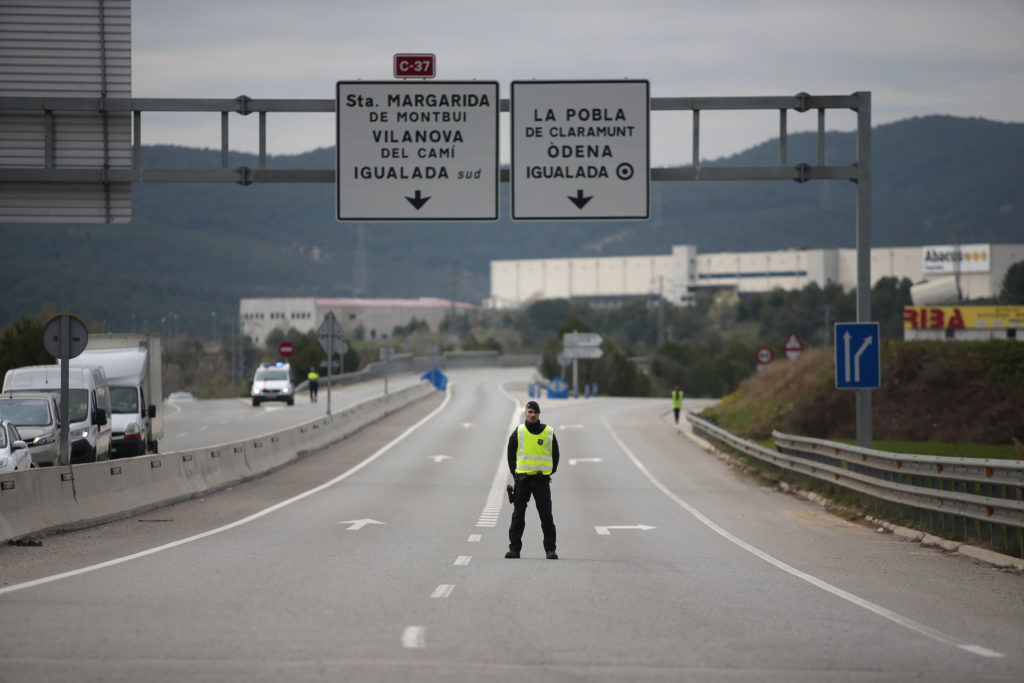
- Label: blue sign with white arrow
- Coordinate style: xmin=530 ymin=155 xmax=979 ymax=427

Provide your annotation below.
xmin=834 ymin=322 xmax=881 ymax=389
xmin=547 ymin=376 xmax=570 ymax=399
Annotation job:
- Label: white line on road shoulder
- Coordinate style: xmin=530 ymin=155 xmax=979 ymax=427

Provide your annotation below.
xmin=468 ymin=534 xmax=481 ymax=543
xmin=0 ymin=386 xmax=454 ymax=597
xmin=454 ymin=555 xmax=472 ymax=566
xmin=601 ymin=413 xmax=1004 ymax=659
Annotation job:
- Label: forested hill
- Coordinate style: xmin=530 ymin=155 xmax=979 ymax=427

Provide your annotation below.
xmin=0 ymin=115 xmax=1021 ymax=336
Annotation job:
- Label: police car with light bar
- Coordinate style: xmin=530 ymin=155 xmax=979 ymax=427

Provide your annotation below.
xmin=251 ymin=362 xmax=294 ymax=406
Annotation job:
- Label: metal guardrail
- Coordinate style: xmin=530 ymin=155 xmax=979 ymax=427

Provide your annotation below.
xmin=686 ymin=412 xmax=1024 ymax=559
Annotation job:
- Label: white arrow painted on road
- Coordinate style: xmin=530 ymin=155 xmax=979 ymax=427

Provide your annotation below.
xmin=429 ymin=455 xmax=451 ymax=463
xmin=569 ymin=458 xmax=603 ymax=465
xmin=337 ymin=519 xmax=386 ymax=531
xmin=595 ymin=524 xmax=656 ymax=535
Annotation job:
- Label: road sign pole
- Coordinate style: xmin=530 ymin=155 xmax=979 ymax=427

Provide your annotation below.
xmin=572 ymin=358 xmax=578 ymax=399
xmin=59 ymin=314 xmax=70 ymax=472
xmin=855 ymin=92 xmax=872 ymax=448
xmin=326 ymin=320 xmax=333 ymax=417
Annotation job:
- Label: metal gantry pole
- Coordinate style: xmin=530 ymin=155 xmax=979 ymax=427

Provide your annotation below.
xmin=855 ymin=91 xmax=873 ymax=448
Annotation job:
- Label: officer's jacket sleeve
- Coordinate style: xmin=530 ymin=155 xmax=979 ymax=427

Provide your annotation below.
xmin=551 ymin=432 xmax=559 ymax=474
xmin=507 ymin=429 xmax=518 ymax=475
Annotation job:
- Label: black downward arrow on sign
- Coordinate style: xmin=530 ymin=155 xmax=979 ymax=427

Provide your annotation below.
xmin=568 ymin=189 xmax=593 ymax=209
xmin=406 ymin=190 xmax=431 ymax=210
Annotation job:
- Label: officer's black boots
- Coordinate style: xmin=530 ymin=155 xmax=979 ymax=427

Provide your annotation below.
xmin=546 ymin=551 xmax=558 ymax=560
xmin=505 ymin=550 xmax=520 ymax=559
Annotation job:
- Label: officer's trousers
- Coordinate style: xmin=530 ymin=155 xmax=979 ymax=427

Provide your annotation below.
xmin=508 ymin=474 xmax=556 ymax=553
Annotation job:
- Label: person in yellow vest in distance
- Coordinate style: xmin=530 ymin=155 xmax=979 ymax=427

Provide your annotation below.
xmin=307 ymin=367 xmax=320 ymax=403
xmin=506 ymin=400 xmax=559 ymax=559
xmin=671 ymin=385 xmax=684 ymax=424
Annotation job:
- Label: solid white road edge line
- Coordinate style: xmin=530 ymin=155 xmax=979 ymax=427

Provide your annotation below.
xmin=600 ymin=413 xmax=1004 ymax=659
xmin=0 ymin=384 xmax=454 ymax=598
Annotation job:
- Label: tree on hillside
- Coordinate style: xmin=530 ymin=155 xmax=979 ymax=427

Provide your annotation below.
xmin=1000 ymin=261 xmax=1024 ymax=304
xmin=0 ymin=310 xmax=63 ymax=380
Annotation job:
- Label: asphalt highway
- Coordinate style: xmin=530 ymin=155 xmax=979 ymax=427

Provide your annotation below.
xmin=0 ymin=367 xmax=1021 ymax=682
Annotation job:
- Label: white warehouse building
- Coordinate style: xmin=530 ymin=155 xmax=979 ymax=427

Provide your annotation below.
xmin=488 ymin=243 xmax=1024 ymax=309
xmin=240 ymin=297 xmax=477 ymax=347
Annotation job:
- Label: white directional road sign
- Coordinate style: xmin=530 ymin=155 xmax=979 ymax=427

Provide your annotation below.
xmin=336 ymin=81 xmax=499 ymax=221
xmin=317 ymin=312 xmax=344 ymax=355
xmin=511 ymin=80 xmax=649 ymax=220
xmin=834 ymin=322 xmax=881 ymax=389
xmin=563 ymin=331 xmax=603 ymax=347
xmin=562 ymin=346 xmax=605 ymax=360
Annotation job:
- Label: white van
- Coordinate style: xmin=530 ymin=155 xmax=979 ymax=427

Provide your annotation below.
xmin=251 ymin=361 xmax=294 ymax=406
xmin=2 ymin=365 xmax=112 ymax=463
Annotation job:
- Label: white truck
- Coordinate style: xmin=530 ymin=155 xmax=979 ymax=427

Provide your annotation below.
xmin=72 ymin=334 xmax=163 ymax=458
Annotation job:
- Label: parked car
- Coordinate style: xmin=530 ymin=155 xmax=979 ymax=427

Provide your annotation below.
xmin=0 ymin=392 xmax=60 ymax=466
xmin=0 ymin=418 xmax=34 ymax=473
xmin=166 ymin=391 xmax=195 ymax=403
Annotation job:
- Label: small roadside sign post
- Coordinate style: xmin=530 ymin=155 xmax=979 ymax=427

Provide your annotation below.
xmin=834 ymin=323 xmax=880 ymax=389
xmin=318 ymin=312 xmax=345 ymax=415
xmin=563 ymin=332 xmax=604 ymax=397
xmin=783 ymin=332 xmax=803 ymax=361
xmin=511 ymin=80 xmax=649 ymax=220
xmin=756 ymin=346 xmax=774 ymax=370
xmin=380 ymin=346 xmax=394 ymax=394
xmin=278 ymin=341 xmax=295 ymax=358
xmin=336 ymin=80 xmax=499 ymax=221
xmin=834 ymin=322 xmax=881 ymax=448
xmin=43 ymin=314 xmax=88 ymax=472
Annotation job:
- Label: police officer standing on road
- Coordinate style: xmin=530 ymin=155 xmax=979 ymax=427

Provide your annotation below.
xmin=671 ymin=385 xmax=684 ymax=424
xmin=307 ymin=367 xmax=320 ymax=403
xmin=506 ymin=400 xmax=559 ymax=560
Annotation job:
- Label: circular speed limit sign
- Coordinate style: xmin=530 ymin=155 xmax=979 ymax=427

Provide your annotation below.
xmin=756 ymin=346 xmax=774 ymax=365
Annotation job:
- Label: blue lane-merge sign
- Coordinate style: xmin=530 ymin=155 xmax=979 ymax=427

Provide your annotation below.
xmin=834 ymin=322 xmax=881 ymax=389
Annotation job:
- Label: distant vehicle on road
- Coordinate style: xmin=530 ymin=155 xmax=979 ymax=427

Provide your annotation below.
xmin=0 ymin=418 xmax=34 ymax=473
xmin=0 ymin=392 xmax=60 ymax=466
xmin=251 ymin=362 xmax=294 ymax=406
xmin=166 ymin=391 xmax=195 ymax=403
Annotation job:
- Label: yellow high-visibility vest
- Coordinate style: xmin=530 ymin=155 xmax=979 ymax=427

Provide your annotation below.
xmin=515 ymin=424 xmax=554 ymax=475
xmin=671 ymin=390 xmax=684 ymax=409
xmin=308 ymin=371 xmax=319 ymax=381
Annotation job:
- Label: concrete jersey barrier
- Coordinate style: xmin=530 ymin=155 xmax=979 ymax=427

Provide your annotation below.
xmin=0 ymin=380 xmax=436 ymax=542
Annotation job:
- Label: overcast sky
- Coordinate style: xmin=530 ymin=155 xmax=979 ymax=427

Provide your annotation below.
xmin=132 ymin=0 xmax=1024 ymax=166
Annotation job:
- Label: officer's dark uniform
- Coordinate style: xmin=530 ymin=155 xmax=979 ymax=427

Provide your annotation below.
xmin=506 ymin=400 xmax=559 ymax=560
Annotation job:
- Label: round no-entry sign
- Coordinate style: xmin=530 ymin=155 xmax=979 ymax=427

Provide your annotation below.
xmin=756 ymin=346 xmax=774 ymax=365
xmin=278 ymin=341 xmax=295 ymax=357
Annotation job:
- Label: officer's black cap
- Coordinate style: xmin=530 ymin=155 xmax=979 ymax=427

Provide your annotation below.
xmin=525 ymin=400 xmax=540 ymax=413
